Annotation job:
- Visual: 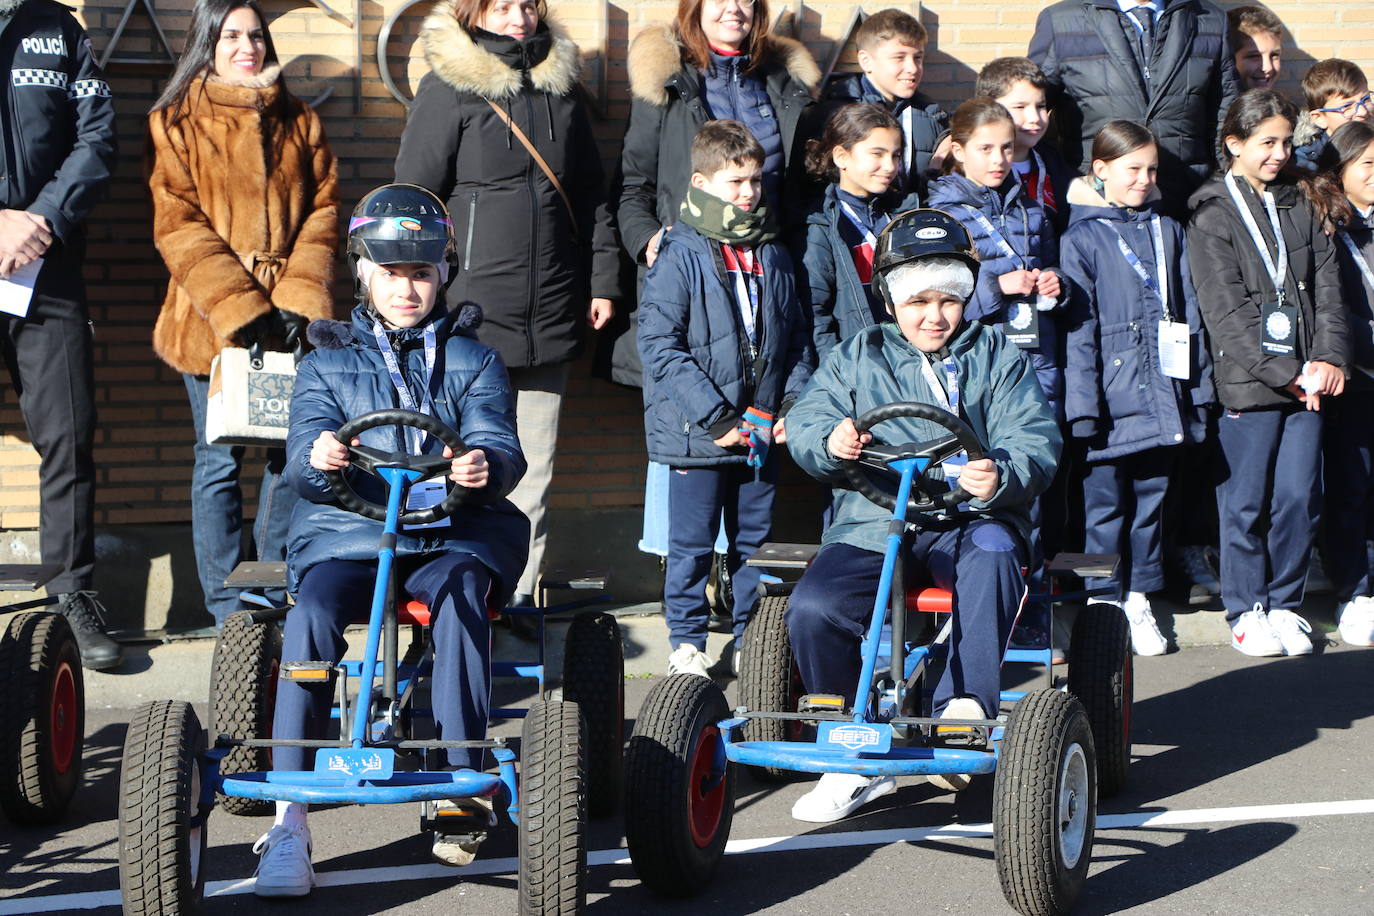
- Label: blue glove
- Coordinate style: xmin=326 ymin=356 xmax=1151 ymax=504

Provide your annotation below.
xmin=739 ymin=407 xmax=775 ymax=470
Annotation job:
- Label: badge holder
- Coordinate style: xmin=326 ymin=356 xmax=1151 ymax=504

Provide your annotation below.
xmin=1260 ymin=299 xmax=1298 ymax=357
xmin=1001 ymin=300 xmax=1040 ymax=349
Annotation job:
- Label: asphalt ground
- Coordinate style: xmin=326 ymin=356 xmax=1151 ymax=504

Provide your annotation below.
xmin=2 ymin=620 xmax=1372 ymax=915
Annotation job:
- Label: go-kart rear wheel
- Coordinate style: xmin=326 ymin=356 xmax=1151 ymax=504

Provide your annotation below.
xmin=1067 ymin=601 xmax=1132 ymax=797
xmin=561 ymin=611 xmax=624 ymax=817
xmin=737 ymin=596 xmax=804 ymax=782
xmin=518 ymin=700 xmax=587 ymax=915
xmin=0 ymin=611 xmax=84 ymax=824
xmin=624 ymin=674 xmax=734 ymax=897
xmin=209 ymin=610 xmax=281 ymax=816
xmin=118 ymin=700 xmax=208 ymax=915
xmin=994 ymin=689 xmax=1096 ymax=916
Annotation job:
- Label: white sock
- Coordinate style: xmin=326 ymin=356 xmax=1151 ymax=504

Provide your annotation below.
xmin=274 ymin=801 xmax=308 ymax=829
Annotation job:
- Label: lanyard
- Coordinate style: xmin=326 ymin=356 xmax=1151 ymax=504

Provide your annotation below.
xmin=960 ymin=204 xmax=1026 ymax=269
xmin=919 ymin=351 xmax=960 ymax=415
xmin=1022 ymin=151 xmax=1051 ymax=207
xmin=372 ymin=320 xmax=438 ymax=454
xmin=1225 ymin=173 xmax=1289 ymax=304
xmin=1097 ymin=214 xmax=1170 ymax=319
xmin=722 ymin=244 xmax=761 ymax=355
xmin=900 ymin=105 xmax=915 ymax=174
xmin=838 ymin=198 xmax=893 ymax=252
xmin=1339 ymin=231 xmax=1374 ymax=295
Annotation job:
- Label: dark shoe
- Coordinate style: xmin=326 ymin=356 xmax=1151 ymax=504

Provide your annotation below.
xmin=505 ymin=592 xmax=540 ymax=642
xmin=59 ymin=591 xmax=124 ymax=670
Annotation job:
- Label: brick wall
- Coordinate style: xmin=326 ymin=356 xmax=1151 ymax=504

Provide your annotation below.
xmin=1 ymin=0 xmax=1370 ymax=531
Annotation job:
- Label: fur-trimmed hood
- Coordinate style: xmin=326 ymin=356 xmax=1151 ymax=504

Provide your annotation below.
xmin=627 ymin=23 xmax=819 ymax=106
xmin=1064 ymin=174 xmax=1162 ymax=210
xmin=420 ymin=5 xmax=580 ymax=100
xmin=1293 ymin=110 xmax=1323 ymax=149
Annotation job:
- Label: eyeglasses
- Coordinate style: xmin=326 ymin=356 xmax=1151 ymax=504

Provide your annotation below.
xmin=1316 ymin=93 xmax=1372 ymax=119
xmin=706 ymin=0 xmax=756 ymax=9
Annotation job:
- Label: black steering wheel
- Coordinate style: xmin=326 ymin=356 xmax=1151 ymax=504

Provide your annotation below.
xmin=842 ymin=401 xmax=987 ymax=515
xmin=324 ymin=408 xmax=471 ymax=525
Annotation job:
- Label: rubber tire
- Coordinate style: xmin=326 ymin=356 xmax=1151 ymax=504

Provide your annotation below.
xmin=118 ymin=700 xmax=208 ymax=915
xmin=994 ymin=689 xmax=1097 ymax=916
xmin=518 ymin=700 xmax=587 ymax=915
xmin=0 ymin=611 xmax=84 ymax=824
xmin=208 ymin=611 xmax=281 ymax=816
xmin=1067 ymin=601 xmax=1133 ymax=798
xmin=624 ymin=674 xmax=734 ymax=897
xmin=561 ymin=611 xmax=624 ymax=817
xmin=737 ymin=595 xmax=803 ymax=782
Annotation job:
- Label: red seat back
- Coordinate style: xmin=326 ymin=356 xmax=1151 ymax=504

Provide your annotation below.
xmin=904 ymin=588 xmax=952 ymax=613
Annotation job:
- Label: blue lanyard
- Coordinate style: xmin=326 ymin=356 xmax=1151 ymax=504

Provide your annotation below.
xmin=960 ymin=205 xmax=1026 ymax=269
xmin=371 ymin=320 xmax=438 ymax=454
xmin=919 ymin=352 xmax=960 ymax=415
xmin=1097 ymin=214 xmax=1171 ymax=319
xmin=838 ymin=198 xmax=893 ymax=251
xmin=1339 ymin=231 xmax=1374 ymax=294
xmin=1225 ymin=172 xmax=1288 ymax=304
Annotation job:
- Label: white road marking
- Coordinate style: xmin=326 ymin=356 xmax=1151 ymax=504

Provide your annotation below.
xmin=4 ymin=797 xmax=1372 ymax=913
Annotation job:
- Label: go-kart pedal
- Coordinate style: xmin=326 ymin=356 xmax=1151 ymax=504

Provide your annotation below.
xmin=279 ymin=661 xmax=335 ymax=684
xmin=798 ymin=693 xmax=845 ymax=714
xmin=425 ymin=796 xmax=496 ymax=866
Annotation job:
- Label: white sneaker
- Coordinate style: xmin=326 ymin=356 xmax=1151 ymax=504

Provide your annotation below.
xmin=1230 ymin=606 xmax=1283 ymax=657
xmin=1122 ymin=592 xmax=1168 ymax=657
xmin=790 ymin=772 xmax=895 ymax=823
xmin=1267 ymin=609 xmax=1314 ymax=656
xmin=1337 ymin=596 xmax=1374 ymax=647
xmin=431 ymin=796 xmax=494 ymax=866
xmin=253 ymin=823 xmax=315 ymax=898
xmin=667 ymin=643 xmax=711 ymax=678
xmin=928 ymin=697 xmax=985 ymax=791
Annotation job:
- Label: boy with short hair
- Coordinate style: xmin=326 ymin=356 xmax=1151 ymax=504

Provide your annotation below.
xmin=975 ymin=56 xmax=1075 ymax=228
xmin=820 ymin=8 xmax=948 ymax=194
xmin=784 ymin=209 xmax=1061 ymax=822
xmin=1227 ymin=5 xmax=1284 ymax=91
xmin=638 ymin=120 xmax=813 ymax=678
xmin=1294 ymin=59 xmax=1371 ymax=172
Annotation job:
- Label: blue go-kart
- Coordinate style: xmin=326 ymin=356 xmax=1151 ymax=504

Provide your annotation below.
xmin=116 ymin=409 xmax=624 ymax=914
xmin=623 ymin=402 xmax=1131 ymax=916
xmin=0 ymin=563 xmax=85 ymax=826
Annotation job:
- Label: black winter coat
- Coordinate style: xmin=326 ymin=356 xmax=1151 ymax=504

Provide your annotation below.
xmin=395 ymin=11 xmax=620 ymax=370
xmin=1186 ymin=174 xmax=1349 ymax=411
xmin=602 ymin=26 xmax=818 ymax=388
xmin=1333 ymin=209 xmax=1374 ymax=391
xmin=813 ymin=74 xmax=948 ymax=198
xmin=1029 ymin=0 xmax=1239 ymax=212
xmin=1 ymin=0 xmax=115 ymax=316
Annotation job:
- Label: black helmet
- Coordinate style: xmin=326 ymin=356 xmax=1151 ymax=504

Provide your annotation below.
xmin=871 ymin=208 xmax=980 ymax=307
xmin=347 ymin=183 xmax=457 ymax=277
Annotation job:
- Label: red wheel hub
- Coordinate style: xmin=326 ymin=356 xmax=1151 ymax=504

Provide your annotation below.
xmin=687 ymin=726 xmax=726 ymax=848
xmin=50 ymin=661 xmax=77 ymax=774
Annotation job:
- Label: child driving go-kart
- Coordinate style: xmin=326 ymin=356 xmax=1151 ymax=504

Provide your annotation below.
xmin=783 ymin=207 xmax=1063 ymax=822
xmin=255 ymin=183 xmax=530 ymax=896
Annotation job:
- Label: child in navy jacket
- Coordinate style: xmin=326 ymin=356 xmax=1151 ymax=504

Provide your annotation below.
xmin=1060 ymin=120 xmax=1215 ymax=657
xmin=797 ymin=103 xmax=922 ymax=361
xmin=638 ymin=120 xmax=813 ymax=675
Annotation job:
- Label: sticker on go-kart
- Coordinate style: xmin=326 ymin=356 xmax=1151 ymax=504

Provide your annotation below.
xmin=314 ymin=748 xmax=396 ymax=780
xmin=818 ymin=721 xmax=893 ymax=754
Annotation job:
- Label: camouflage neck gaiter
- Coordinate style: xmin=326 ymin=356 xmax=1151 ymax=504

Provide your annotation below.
xmin=678 ymin=185 xmax=778 ymax=247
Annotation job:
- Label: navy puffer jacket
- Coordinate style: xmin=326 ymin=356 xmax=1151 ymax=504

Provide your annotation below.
xmin=703 ymin=51 xmax=784 ymax=206
xmin=815 ymin=74 xmax=949 ymax=197
xmin=638 ymin=223 xmax=814 ymax=466
xmin=1059 ymin=178 xmax=1214 ymax=462
xmin=285 ymin=304 xmax=529 ymax=599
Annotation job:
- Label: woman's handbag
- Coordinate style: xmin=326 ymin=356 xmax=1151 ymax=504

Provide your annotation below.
xmin=204 ymin=343 xmax=298 ymax=446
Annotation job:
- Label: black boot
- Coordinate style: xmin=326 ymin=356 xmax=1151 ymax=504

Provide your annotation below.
xmin=505 ymin=592 xmax=540 ymax=642
xmin=59 ymin=591 xmax=124 ymax=671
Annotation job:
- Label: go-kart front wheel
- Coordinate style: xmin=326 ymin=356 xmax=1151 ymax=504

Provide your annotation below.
xmin=0 ymin=611 xmax=84 ymax=824
xmin=624 ymin=674 xmax=734 ymax=897
xmin=737 ymin=596 xmax=804 ymax=782
xmin=561 ymin=611 xmax=624 ymax=817
xmin=518 ymin=700 xmax=587 ymax=915
xmin=209 ymin=610 xmax=281 ymax=816
xmin=118 ymin=700 xmax=208 ymax=915
xmin=1067 ymin=601 xmax=1132 ymax=797
xmin=994 ymin=689 xmax=1096 ymax=916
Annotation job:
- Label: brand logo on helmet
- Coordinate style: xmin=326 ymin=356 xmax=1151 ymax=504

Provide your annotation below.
xmin=396 ymin=217 xmax=424 ymax=231
xmin=915 ymin=227 xmax=948 ymax=240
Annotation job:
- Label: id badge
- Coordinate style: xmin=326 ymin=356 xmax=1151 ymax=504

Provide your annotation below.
xmin=403 ymin=479 xmax=451 ymax=531
xmin=1259 ymin=300 xmax=1297 ymax=357
xmin=940 ymin=453 xmax=972 ymax=511
xmin=1001 ymin=300 xmax=1040 ymax=349
xmin=1157 ymin=321 xmax=1191 ymax=381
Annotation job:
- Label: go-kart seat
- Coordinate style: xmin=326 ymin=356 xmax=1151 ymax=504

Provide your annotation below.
xmin=905 ymin=588 xmax=952 ymax=613
xmin=397 ymin=598 xmax=502 ymax=626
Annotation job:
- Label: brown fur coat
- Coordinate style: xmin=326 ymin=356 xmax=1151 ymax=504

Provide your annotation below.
xmin=148 ymin=68 xmax=339 ymax=376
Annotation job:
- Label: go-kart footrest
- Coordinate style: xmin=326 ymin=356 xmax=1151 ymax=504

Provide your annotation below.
xmin=281 ymin=661 xmax=336 ymax=683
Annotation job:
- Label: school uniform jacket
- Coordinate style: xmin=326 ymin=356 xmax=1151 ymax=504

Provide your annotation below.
xmin=1186 ymin=174 xmax=1350 ymax=412
xmin=1333 ymin=209 xmax=1374 ymax=390
xmin=1059 ymin=178 xmax=1214 ymax=462
xmin=637 ymin=223 xmax=814 ymax=467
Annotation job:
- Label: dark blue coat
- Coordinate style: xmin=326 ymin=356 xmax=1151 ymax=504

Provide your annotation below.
xmin=1059 ymin=178 xmax=1215 ymax=462
xmin=817 ymin=74 xmax=948 ymax=196
xmin=703 ymin=51 xmax=785 ymax=206
xmin=796 ymin=183 xmax=922 ymax=361
xmin=285 ymin=305 xmax=529 ymax=599
xmin=638 ymin=223 xmax=814 ymax=466
xmin=927 ymin=171 xmax=1069 ymax=411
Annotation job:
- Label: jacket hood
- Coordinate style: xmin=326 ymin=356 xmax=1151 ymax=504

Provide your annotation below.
xmin=1064 ymin=175 xmax=1161 ymax=225
xmin=1187 ymin=171 xmax=1302 ymax=210
xmin=421 ymin=7 xmax=580 ymax=100
xmin=305 ymin=302 xmax=484 ymax=351
xmin=1293 ymin=110 xmax=1323 ymax=149
xmin=928 ymin=171 xmax=1024 ymax=211
xmin=627 ymin=23 xmax=820 ymax=106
